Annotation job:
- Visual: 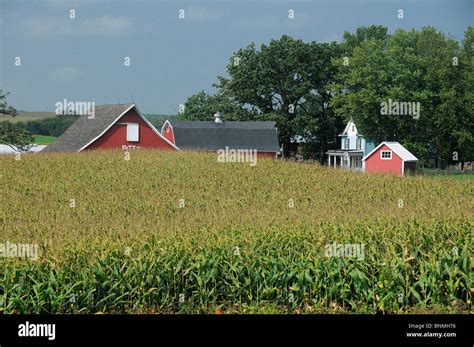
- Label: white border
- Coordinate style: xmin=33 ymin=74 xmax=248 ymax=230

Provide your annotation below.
xmin=380 ymin=150 xmax=392 ymax=160
xmin=126 ymin=123 xmax=139 ymax=142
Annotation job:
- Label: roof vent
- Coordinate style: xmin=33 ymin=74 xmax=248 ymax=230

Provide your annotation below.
xmin=214 ymin=112 xmax=223 ymax=123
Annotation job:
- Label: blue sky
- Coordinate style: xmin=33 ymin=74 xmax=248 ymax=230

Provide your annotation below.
xmin=0 ymin=0 xmax=472 ymax=114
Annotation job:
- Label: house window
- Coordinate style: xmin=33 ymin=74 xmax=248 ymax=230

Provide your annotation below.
xmin=356 ymin=138 xmax=361 ymax=150
xmin=352 ymin=157 xmax=362 ymax=168
xmin=380 ymin=150 xmax=392 ymax=160
xmin=127 ymin=123 xmax=139 ymax=142
xmin=344 ymin=138 xmax=349 ymax=150
xmin=165 ymin=125 xmax=170 ymax=133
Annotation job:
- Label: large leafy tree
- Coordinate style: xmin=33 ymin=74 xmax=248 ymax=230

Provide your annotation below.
xmin=341 ymin=25 xmax=389 ymax=54
xmin=0 ymin=91 xmax=33 ymax=151
xmin=219 ymin=36 xmax=344 ymax=157
xmin=332 ymin=26 xmax=472 ymax=167
xmin=183 ymin=35 xmax=344 ymax=159
xmin=291 ymin=42 xmax=345 ymax=160
xmin=455 ymin=26 xmax=474 ymax=168
xmin=179 ymin=90 xmax=254 ymax=121
xmin=181 ymin=28 xmax=472 ymax=165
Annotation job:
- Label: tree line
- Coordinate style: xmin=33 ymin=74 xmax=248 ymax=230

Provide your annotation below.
xmin=1 ymin=116 xmax=78 ymax=137
xmin=180 ymin=25 xmax=473 ymax=168
xmin=0 ymin=95 xmax=78 ymax=150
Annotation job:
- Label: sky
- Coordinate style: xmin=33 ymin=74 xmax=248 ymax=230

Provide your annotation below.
xmin=0 ymin=0 xmax=472 ymax=114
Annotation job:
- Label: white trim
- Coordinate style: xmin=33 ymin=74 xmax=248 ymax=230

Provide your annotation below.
xmin=275 ymin=127 xmax=281 ymax=155
xmin=126 ymin=123 xmax=139 ymax=142
xmin=79 ymin=104 xmax=180 ymax=151
xmin=160 ymin=120 xmax=170 ymax=134
xmin=362 ymin=142 xmax=386 ymax=161
xmin=343 ymin=138 xmax=349 ymax=150
xmin=402 ymin=160 xmax=405 ymax=176
xmin=339 ymin=119 xmax=358 ymax=137
xmin=380 ymin=150 xmax=392 ymax=160
xmin=363 ymin=141 xmax=418 ymax=162
xmin=133 ymin=105 xmax=180 ymax=150
xmin=78 ymin=104 xmax=135 ymax=151
xmin=160 ymin=120 xmax=175 ymax=145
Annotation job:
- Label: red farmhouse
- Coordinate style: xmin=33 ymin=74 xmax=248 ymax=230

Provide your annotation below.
xmin=42 ymin=104 xmax=178 ymax=152
xmin=362 ymin=141 xmax=418 ymax=176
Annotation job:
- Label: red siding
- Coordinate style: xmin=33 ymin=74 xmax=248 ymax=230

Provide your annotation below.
xmin=162 ymin=123 xmax=175 ymax=144
xmin=86 ymin=108 xmax=174 ymax=151
xmin=365 ymin=144 xmax=403 ymax=176
xmin=257 ymin=152 xmax=277 ymax=159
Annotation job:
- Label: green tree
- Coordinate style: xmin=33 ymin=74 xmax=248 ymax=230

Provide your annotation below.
xmin=342 ymin=25 xmax=389 ymax=54
xmin=0 ymin=91 xmax=33 ymax=151
xmin=215 ymin=35 xmax=343 ymax=158
xmin=332 ymin=26 xmax=472 ymax=167
xmin=181 ymin=36 xmax=344 ymax=160
xmin=179 ymin=90 xmax=254 ymax=121
xmin=455 ymin=26 xmax=474 ymax=168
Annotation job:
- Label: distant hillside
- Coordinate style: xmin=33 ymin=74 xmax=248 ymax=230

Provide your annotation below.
xmin=1 ymin=114 xmax=79 ymax=137
xmin=0 ymin=111 xmax=56 ymax=123
xmin=1 ymin=112 xmax=177 ymax=128
xmin=1 ymin=112 xmax=175 ymax=138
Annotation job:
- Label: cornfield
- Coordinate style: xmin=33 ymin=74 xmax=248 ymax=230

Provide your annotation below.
xmin=0 ymin=150 xmax=472 ymax=313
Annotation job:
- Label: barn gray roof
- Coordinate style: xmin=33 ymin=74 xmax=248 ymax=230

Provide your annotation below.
xmin=41 ymin=104 xmax=135 ymax=152
xmin=169 ymin=120 xmax=280 ymax=152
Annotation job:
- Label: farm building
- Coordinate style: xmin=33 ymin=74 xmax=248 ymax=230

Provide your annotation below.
xmin=161 ymin=112 xmax=280 ymax=158
xmin=362 ymin=141 xmax=418 ymax=176
xmin=42 ymin=105 xmax=280 ymax=157
xmin=42 ymin=104 xmax=179 ymax=152
xmin=326 ymin=120 xmax=376 ymax=170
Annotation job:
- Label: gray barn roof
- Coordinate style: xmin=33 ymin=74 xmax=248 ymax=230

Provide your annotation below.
xmin=42 ymin=104 xmax=135 ymax=152
xmin=169 ymin=120 xmax=280 ymax=152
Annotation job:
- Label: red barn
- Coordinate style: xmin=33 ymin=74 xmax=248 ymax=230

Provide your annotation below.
xmin=362 ymin=141 xmax=418 ymax=176
xmin=160 ymin=113 xmax=280 ymax=159
xmin=42 ymin=104 xmax=178 ymax=152
xmin=43 ymin=105 xmax=280 ymax=158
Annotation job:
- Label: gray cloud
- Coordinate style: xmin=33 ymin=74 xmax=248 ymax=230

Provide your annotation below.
xmin=21 ymin=15 xmax=133 ymax=38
